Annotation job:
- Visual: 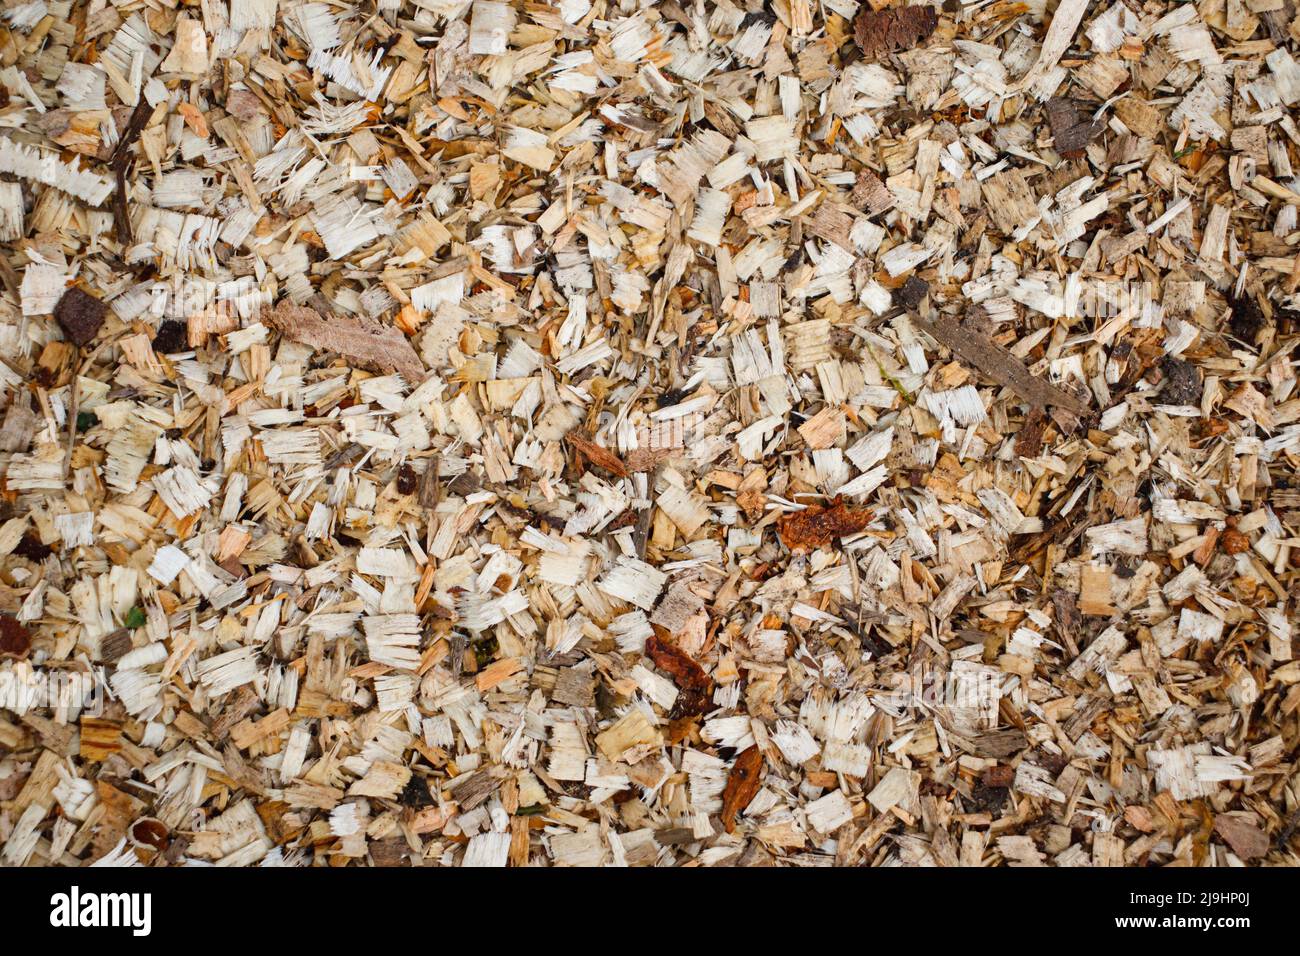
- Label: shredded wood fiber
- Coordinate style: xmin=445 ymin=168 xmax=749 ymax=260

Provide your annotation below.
xmin=0 ymin=0 xmax=1299 ymax=869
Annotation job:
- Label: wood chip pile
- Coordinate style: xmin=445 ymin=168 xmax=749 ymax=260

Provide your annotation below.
xmin=1 ymin=0 xmax=1298 ymax=869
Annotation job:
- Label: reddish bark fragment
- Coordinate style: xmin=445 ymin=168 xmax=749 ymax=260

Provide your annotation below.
xmin=129 ymin=817 xmax=170 ymax=851
xmin=1220 ymin=527 xmax=1250 ymax=555
xmin=721 ymin=745 xmax=765 ymax=833
xmin=778 ymin=496 xmax=874 ymax=554
xmin=646 ymin=633 xmax=713 ymax=717
xmin=894 ymin=276 xmax=929 ymax=310
xmin=853 ymin=6 xmax=938 ymax=61
xmin=981 ymin=764 xmax=1015 ymax=789
xmin=0 ymin=615 xmax=31 ymax=659
xmin=54 ymin=287 xmax=107 ymax=346
xmin=565 ymin=431 xmax=628 ymax=477
xmin=152 ymin=320 xmax=188 ymax=354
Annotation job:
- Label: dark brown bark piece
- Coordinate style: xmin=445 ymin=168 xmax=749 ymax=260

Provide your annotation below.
xmin=805 ymin=203 xmax=856 ymax=251
xmin=968 ymin=780 xmax=1009 ymax=812
xmin=721 ymin=745 xmax=764 ymax=833
xmin=778 ymin=496 xmax=874 ymax=554
xmin=12 ymin=532 xmax=52 ymax=561
xmin=54 ymin=287 xmax=108 ymax=346
xmin=100 ymin=628 xmax=134 ymax=663
xmin=962 ymin=303 xmax=995 ymax=337
xmin=909 ymin=311 xmax=1089 ymax=415
xmin=1044 ymin=98 xmax=1101 ymax=158
xmin=1050 ymin=588 xmax=1081 ymax=643
xmin=111 ymin=99 xmax=153 ymax=165
xmin=1158 ymin=355 xmax=1202 ymax=404
xmin=1228 ymin=294 xmax=1266 ymax=345
xmin=395 ymin=463 xmax=418 ymax=495
xmin=1010 ymin=500 xmax=1096 ymax=563
xmin=854 ymin=5 xmax=938 ymax=61
xmin=370 ymin=838 xmax=410 ymax=866
xmin=418 ymin=458 xmax=441 ymax=508
xmin=672 ymin=685 xmax=713 ymax=718
xmin=152 ymin=320 xmax=188 ymax=354
xmin=110 ymin=99 xmax=153 ymax=244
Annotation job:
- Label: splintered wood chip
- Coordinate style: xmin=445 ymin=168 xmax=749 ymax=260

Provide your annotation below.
xmin=53 ymin=287 xmax=107 ymax=346
xmin=853 ymin=6 xmax=939 ymax=61
xmin=646 ymin=634 xmax=712 ymax=692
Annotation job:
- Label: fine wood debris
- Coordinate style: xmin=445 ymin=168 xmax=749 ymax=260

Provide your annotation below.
xmin=0 ymin=0 xmax=1299 ymax=869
